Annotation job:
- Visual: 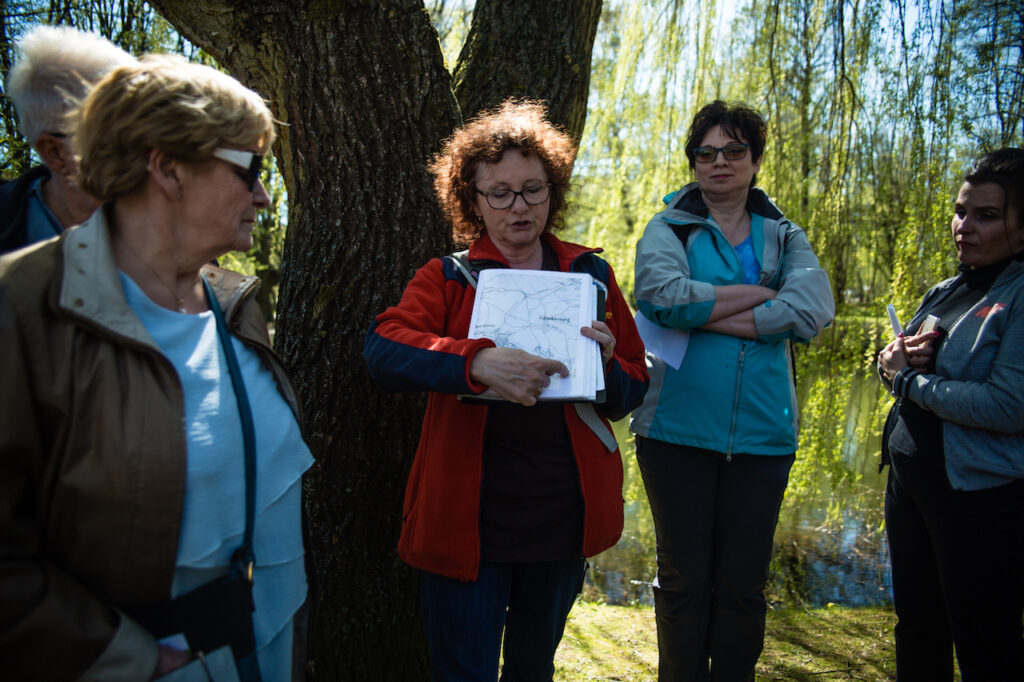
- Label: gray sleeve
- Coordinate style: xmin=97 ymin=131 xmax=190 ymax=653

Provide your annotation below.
xmin=634 ymin=217 xmax=716 ymax=329
xmin=753 ymin=225 xmax=835 ymax=341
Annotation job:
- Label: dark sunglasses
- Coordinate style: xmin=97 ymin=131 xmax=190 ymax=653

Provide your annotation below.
xmin=212 ymin=148 xmax=263 ymax=191
xmin=693 ymin=143 xmax=749 ymax=164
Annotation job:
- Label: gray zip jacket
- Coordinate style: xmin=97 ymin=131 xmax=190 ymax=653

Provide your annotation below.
xmin=883 ymin=259 xmax=1024 ymax=490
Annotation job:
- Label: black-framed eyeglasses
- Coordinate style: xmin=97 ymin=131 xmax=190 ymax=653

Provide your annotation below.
xmin=476 ymin=183 xmax=551 ymax=210
xmin=212 ymin=147 xmax=263 ymax=191
xmin=693 ymin=143 xmax=749 ymax=164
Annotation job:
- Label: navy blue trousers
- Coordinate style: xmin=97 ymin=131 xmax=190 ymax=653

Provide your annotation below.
xmin=419 ymin=559 xmax=585 ymax=681
xmin=637 ymin=437 xmax=793 ymax=682
xmin=886 ymin=449 xmax=1024 ymax=681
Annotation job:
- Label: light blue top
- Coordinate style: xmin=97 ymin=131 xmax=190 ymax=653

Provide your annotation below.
xmin=25 ymin=176 xmax=63 ymax=246
xmin=733 ymin=230 xmax=762 ymax=285
xmin=120 ymin=272 xmax=314 ymax=679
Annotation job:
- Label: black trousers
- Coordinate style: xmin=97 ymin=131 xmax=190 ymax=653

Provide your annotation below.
xmin=886 ymin=449 xmax=1024 ymax=681
xmin=637 ymin=436 xmax=794 ymax=682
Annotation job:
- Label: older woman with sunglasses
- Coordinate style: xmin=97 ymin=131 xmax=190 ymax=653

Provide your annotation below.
xmin=0 ymin=56 xmax=312 ymax=681
xmin=630 ymin=100 xmax=834 ymax=680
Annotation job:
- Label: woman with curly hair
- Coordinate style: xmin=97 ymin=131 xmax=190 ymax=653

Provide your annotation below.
xmin=364 ymin=100 xmax=648 ymax=680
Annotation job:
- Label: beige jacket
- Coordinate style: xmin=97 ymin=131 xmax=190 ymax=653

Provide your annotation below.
xmin=0 ymin=209 xmax=301 ymax=681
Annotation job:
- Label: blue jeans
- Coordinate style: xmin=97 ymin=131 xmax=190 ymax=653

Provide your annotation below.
xmin=419 ymin=559 xmax=586 ymax=681
xmin=636 ymin=436 xmax=793 ymax=682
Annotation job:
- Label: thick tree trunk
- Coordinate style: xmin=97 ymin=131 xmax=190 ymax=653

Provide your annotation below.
xmin=147 ymin=1 xmax=602 ymax=678
xmin=453 ymin=0 xmax=602 ymax=142
xmin=149 ymin=2 xmax=458 ymax=678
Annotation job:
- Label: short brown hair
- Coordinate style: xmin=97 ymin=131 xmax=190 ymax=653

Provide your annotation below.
xmin=73 ymin=55 xmax=275 ymax=202
xmin=429 ymin=99 xmax=576 ymax=243
xmin=685 ymin=100 xmax=767 ymax=187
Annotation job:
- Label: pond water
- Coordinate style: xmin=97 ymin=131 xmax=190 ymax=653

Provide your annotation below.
xmin=584 ymin=361 xmax=894 ymax=609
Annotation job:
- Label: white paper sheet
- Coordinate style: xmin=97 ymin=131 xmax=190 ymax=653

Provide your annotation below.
xmin=633 ymin=310 xmax=689 ymax=370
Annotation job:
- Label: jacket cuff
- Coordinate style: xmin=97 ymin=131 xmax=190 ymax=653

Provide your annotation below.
xmin=463 ymin=339 xmax=497 ymax=394
xmin=78 ymin=611 xmax=158 ymax=682
xmin=877 ymin=362 xmax=893 ymax=392
xmin=889 ymin=366 xmax=919 ymax=398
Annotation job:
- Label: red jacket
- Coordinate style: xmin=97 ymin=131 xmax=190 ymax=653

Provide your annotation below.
xmin=364 ymin=232 xmax=649 ymax=580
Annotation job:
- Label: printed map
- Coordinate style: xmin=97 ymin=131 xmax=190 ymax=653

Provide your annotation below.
xmin=470 ymin=270 xmax=586 ymax=372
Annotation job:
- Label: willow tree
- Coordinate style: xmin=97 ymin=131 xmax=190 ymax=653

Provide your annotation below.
xmin=145 ymin=1 xmax=600 ymax=678
xmin=577 ymin=0 xmax=718 ymax=298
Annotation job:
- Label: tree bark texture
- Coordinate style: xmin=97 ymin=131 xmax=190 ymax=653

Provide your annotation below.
xmin=148 ymin=1 xmax=458 ymax=678
xmin=453 ymin=0 xmax=602 ymax=143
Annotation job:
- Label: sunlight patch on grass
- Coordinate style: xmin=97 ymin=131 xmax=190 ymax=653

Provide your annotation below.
xmin=554 ymin=600 xmax=913 ymax=681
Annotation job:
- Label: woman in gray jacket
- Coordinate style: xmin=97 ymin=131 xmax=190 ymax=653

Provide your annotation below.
xmin=878 ymin=148 xmax=1024 ymax=681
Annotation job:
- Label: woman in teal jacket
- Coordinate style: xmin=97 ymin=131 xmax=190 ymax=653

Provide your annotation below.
xmin=630 ymin=100 xmax=834 ymax=681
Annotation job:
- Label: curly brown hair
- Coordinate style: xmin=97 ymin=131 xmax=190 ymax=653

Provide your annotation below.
xmin=429 ymin=99 xmax=576 ymax=243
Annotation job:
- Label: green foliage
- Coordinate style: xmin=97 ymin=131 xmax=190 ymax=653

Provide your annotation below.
xmin=427 ymin=0 xmax=473 ymax=74
xmin=570 ymin=0 xmax=1021 ymax=535
xmin=575 ymin=1 xmax=713 ymax=299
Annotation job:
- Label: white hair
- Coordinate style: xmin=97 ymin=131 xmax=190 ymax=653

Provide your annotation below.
xmin=5 ymin=25 xmax=135 ymax=145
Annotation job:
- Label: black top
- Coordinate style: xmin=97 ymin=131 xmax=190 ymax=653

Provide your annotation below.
xmin=479 ymin=241 xmax=585 ymax=562
xmin=886 ymin=256 xmax=1016 ymax=461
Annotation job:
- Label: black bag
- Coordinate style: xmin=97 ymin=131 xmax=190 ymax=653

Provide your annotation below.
xmin=126 ymin=564 xmax=255 ymax=660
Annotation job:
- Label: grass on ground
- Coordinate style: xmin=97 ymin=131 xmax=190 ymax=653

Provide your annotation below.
xmin=555 ymin=601 xmax=903 ymax=681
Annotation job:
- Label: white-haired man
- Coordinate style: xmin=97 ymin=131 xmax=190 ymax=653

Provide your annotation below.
xmin=1 ymin=25 xmax=134 ymax=254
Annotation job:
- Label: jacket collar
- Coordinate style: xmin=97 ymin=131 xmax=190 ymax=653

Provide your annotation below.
xmin=663 ymin=182 xmax=785 ymax=223
xmin=466 ymin=230 xmax=601 ymax=271
xmin=58 ymin=207 xmax=259 ymax=348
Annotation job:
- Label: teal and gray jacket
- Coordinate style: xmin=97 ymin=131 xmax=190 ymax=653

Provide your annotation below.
xmin=629 ymin=183 xmax=834 ymax=456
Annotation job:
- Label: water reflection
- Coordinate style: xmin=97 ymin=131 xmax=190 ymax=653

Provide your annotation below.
xmin=585 ymin=352 xmax=894 ymax=608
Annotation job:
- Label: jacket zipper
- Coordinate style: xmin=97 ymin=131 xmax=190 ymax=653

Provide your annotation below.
xmin=725 ymin=341 xmax=747 ymax=459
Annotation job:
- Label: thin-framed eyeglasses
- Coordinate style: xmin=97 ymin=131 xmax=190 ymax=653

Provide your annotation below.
xmin=476 ymin=183 xmax=551 ymax=210
xmin=212 ymin=148 xmax=263 ymax=191
xmin=693 ymin=143 xmax=749 ymax=164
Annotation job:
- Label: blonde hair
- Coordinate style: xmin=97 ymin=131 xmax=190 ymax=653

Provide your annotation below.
xmin=73 ymin=55 xmax=276 ymax=202
xmin=5 ymin=25 xmax=135 ymax=144
xmin=429 ymin=99 xmax=576 ymax=243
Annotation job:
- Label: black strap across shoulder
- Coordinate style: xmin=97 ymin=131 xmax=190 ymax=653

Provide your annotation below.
xmin=124 ymin=277 xmax=261 ymax=675
xmin=203 ymin=275 xmax=257 ymax=575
